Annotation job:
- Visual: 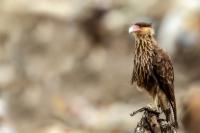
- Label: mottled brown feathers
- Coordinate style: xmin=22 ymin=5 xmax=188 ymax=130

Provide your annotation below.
xmin=131 ymin=23 xmax=178 ymax=128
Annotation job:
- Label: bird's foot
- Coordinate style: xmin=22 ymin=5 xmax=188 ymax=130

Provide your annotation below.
xmin=130 ymin=105 xmax=160 ymax=117
xmin=159 ymin=120 xmax=177 ymax=130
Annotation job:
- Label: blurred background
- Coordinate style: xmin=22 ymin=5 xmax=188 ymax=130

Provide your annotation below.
xmin=0 ymin=0 xmax=200 ymax=133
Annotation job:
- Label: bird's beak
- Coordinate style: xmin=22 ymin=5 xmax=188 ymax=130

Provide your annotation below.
xmin=128 ymin=25 xmax=140 ymax=34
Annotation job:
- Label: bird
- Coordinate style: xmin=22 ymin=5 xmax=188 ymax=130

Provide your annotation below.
xmin=128 ymin=22 xmax=178 ymax=128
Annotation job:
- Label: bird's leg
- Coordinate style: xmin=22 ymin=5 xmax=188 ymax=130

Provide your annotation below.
xmin=154 ymin=94 xmax=159 ymax=110
xmin=163 ymin=108 xmax=178 ymax=128
xmin=146 ymin=103 xmax=160 ymax=114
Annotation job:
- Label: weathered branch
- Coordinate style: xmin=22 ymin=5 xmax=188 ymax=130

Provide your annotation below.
xmin=131 ymin=107 xmax=176 ymax=133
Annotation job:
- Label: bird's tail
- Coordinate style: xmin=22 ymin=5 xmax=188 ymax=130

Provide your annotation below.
xmin=169 ymin=100 xmax=178 ymax=128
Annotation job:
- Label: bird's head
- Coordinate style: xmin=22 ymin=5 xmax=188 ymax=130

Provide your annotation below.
xmin=129 ymin=22 xmax=154 ymax=38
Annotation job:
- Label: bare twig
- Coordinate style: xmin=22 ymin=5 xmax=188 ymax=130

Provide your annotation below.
xmin=131 ymin=107 xmax=176 ymax=133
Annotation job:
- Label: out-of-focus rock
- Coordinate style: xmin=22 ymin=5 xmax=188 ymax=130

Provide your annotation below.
xmin=41 ymin=124 xmax=68 ymax=133
xmin=0 ymin=64 xmax=16 ymax=88
xmin=181 ymin=84 xmax=200 ymax=133
xmin=0 ymin=0 xmax=91 ymax=20
xmin=102 ymin=9 xmax=128 ymax=34
xmin=50 ymin=96 xmax=141 ymax=131
xmin=158 ymin=0 xmax=200 ymax=55
xmin=0 ymin=99 xmax=16 ymax=133
xmin=84 ymin=47 xmax=107 ymax=72
xmin=79 ymin=7 xmax=108 ymax=44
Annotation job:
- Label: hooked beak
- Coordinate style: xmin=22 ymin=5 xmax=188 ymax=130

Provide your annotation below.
xmin=128 ymin=25 xmax=140 ymax=34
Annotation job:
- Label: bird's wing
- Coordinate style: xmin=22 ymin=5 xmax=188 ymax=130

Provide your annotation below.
xmin=152 ymin=49 xmax=178 ymax=127
xmin=152 ymin=49 xmax=175 ymax=102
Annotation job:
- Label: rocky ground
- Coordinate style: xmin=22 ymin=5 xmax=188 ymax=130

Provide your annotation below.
xmin=0 ymin=0 xmax=199 ymax=133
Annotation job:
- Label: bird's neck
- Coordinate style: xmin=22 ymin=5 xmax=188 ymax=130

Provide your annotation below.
xmin=132 ymin=36 xmax=156 ymax=82
xmin=134 ymin=36 xmax=156 ymax=54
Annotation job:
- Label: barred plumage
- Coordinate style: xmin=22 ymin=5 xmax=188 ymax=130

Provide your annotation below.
xmin=129 ymin=22 xmax=178 ymax=128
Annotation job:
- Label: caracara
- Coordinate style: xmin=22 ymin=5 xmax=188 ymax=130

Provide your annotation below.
xmin=129 ymin=22 xmax=178 ymax=128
